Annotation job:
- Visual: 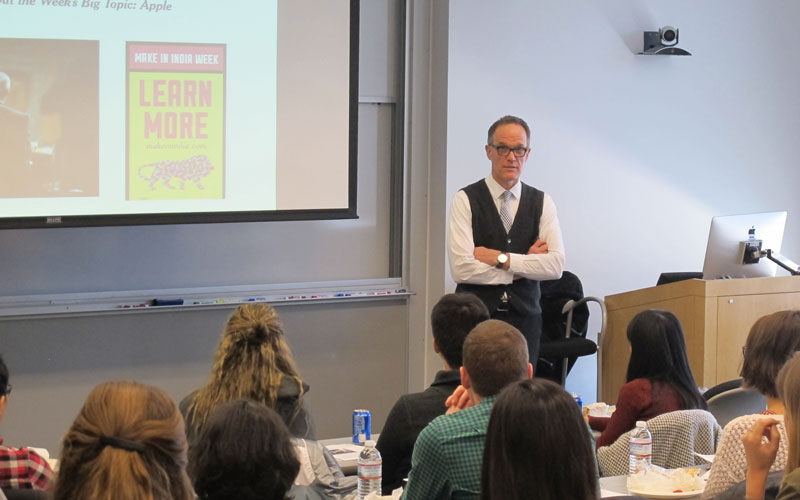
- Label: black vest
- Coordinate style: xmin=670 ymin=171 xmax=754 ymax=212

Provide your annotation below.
xmin=455 ymin=180 xmax=544 ymax=316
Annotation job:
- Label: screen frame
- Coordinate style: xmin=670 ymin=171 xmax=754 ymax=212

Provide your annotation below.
xmin=0 ymin=0 xmax=359 ymax=230
xmin=701 ymin=211 xmax=788 ymax=280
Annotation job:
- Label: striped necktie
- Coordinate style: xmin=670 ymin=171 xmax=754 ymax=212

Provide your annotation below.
xmin=499 ymin=190 xmax=513 ymax=233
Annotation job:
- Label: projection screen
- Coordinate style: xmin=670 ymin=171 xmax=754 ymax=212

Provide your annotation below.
xmin=0 ymin=0 xmax=357 ymax=228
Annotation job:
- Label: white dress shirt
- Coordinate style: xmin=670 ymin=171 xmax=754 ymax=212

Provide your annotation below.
xmin=447 ymin=176 xmax=565 ymax=285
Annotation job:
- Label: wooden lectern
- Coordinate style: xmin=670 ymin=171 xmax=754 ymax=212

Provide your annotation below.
xmin=601 ymin=276 xmax=800 ymax=402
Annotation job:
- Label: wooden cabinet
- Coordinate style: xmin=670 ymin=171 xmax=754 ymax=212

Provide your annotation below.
xmin=601 ymin=276 xmax=800 ymax=402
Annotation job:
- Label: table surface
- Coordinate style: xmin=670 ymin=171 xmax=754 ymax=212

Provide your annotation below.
xmin=320 ymin=435 xmax=381 ymax=476
xmin=321 ymin=437 xmax=702 ymax=498
xmin=601 ymin=474 xmax=640 ymax=498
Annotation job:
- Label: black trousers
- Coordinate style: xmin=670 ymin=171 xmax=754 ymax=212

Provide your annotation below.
xmin=491 ymin=308 xmax=542 ymax=370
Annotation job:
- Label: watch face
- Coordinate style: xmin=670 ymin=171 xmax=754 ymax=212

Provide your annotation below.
xmin=497 ymin=253 xmax=508 ymax=264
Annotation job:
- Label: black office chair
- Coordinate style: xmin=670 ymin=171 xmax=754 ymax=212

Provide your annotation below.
xmin=716 ymin=470 xmax=785 ymax=500
xmin=656 ymin=272 xmax=703 ymax=286
xmin=702 ymin=378 xmax=744 ymax=400
xmin=703 ymin=378 xmax=767 ymax=428
xmin=537 ymin=271 xmax=606 ymax=386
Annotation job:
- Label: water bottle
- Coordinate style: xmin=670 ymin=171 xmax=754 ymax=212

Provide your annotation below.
xmin=357 ymin=440 xmax=382 ymax=499
xmin=628 ymin=420 xmax=652 ymax=475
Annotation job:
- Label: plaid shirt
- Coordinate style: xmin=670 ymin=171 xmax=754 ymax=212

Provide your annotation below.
xmin=0 ymin=438 xmax=54 ymax=491
xmin=402 ymin=395 xmax=497 ymax=500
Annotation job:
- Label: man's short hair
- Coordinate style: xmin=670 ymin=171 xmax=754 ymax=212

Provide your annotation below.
xmin=431 ymin=293 xmax=490 ymax=368
xmin=487 ymin=115 xmax=530 ymax=146
xmin=0 ymin=354 xmax=7 ymax=396
xmin=462 ymin=319 xmax=528 ymax=397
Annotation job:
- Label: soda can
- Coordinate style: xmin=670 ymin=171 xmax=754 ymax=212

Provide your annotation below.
xmin=352 ymin=409 xmax=371 ymax=444
xmin=572 ymin=394 xmax=582 ymax=410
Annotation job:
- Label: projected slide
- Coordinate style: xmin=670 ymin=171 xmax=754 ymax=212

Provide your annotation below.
xmin=0 ymin=0 xmax=353 ymax=225
xmin=127 ymin=43 xmax=226 ymax=200
xmin=0 ymin=39 xmax=99 ymax=199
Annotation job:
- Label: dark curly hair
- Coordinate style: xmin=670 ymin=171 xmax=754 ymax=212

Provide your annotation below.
xmin=188 ymin=399 xmax=299 ymax=500
xmin=184 ymin=304 xmax=306 ymax=438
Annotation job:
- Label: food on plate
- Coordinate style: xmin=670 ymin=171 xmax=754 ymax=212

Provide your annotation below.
xmin=626 ymin=466 xmax=706 ymax=495
xmin=585 ymin=402 xmax=616 ymax=418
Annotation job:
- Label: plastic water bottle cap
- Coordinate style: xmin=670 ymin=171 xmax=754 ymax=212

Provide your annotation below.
xmin=365 ymin=440 xmax=376 ymax=447
xmin=636 ymin=421 xmax=646 ymax=427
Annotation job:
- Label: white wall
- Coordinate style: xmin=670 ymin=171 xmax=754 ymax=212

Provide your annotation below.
xmin=442 ymin=0 xmax=800 ymax=402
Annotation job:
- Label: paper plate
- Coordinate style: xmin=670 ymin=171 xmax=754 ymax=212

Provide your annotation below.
xmin=626 ymin=486 xmax=704 ymax=499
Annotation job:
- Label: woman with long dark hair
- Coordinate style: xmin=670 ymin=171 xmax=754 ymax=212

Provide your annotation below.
xmin=590 ymin=309 xmax=707 ymax=447
xmin=480 ymin=378 xmax=597 ymax=500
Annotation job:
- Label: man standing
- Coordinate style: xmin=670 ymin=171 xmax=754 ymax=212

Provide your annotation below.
xmin=448 ymin=115 xmax=564 ymax=366
xmin=401 ymin=319 xmax=532 ymax=500
xmin=377 ymin=293 xmax=489 ymax=494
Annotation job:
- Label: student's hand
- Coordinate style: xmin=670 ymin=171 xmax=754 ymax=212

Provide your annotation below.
xmin=742 ymin=417 xmax=781 ymax=473
xmin=743 ymin=417 xmax=780 ymax=500
xmin=445 ymin=385 xmax=473 ymax=415
xmin=528 ymin=239 xmax=548 ymax=254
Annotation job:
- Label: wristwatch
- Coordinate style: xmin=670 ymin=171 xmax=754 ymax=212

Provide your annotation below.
xmin=495 ymin=252 xmax=508 ymax=269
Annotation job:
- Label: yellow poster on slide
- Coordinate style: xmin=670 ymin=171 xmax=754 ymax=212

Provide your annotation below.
xmin=127 ymin=43 xmax=226 ymax=200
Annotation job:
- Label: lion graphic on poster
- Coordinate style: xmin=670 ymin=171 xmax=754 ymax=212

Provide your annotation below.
xmin=138 ymin=155 xmax=214 ymax=190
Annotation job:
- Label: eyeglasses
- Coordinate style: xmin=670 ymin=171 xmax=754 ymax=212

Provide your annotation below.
xmin=490 ymin=144 xmax=529 ymax=158
xmin=1 ymin=384 xmax=10 ymax=397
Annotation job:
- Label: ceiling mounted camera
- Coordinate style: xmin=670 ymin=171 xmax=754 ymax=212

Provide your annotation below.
xmin=638 ymin=25 xmax=690 ymax=56
xmin=659 ymin=26 xmax=679 ymax=46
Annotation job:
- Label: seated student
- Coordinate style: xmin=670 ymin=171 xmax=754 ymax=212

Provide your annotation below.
xmin=181 ymin=303 xmax=315 ymax=447
xmin=51 ymin=380 xmax=194 ymax=500
xmin=590 ymin=309 xmax=707 ymax=447
xmin=704 ymin=310 xmax=800 ymax=499
xmin=188 ymin=399 xmax=339 ymax=500
xmin=0 ymin=355 xmax=53 ymax=492
xmin=377 ymin=293 xmax=489 ymax=494
xmin=743 ymin=353 xmax=800 ymax=500
xmin=402 ymin=319 xmax=533 ymax=500
xmin=480 ymin=378 xmax=597 ymax=500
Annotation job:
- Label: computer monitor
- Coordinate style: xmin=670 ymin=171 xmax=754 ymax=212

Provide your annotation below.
xmin=702 ymin=211 xmax=788 ymax=280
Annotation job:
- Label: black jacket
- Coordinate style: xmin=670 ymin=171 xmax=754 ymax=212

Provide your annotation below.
xmin=375 ymin=370 xmax=461 ymax=494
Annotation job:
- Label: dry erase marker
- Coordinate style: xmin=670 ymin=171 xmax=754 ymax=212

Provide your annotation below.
xmin=152 ymin=299 xmax=184 ymax=306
